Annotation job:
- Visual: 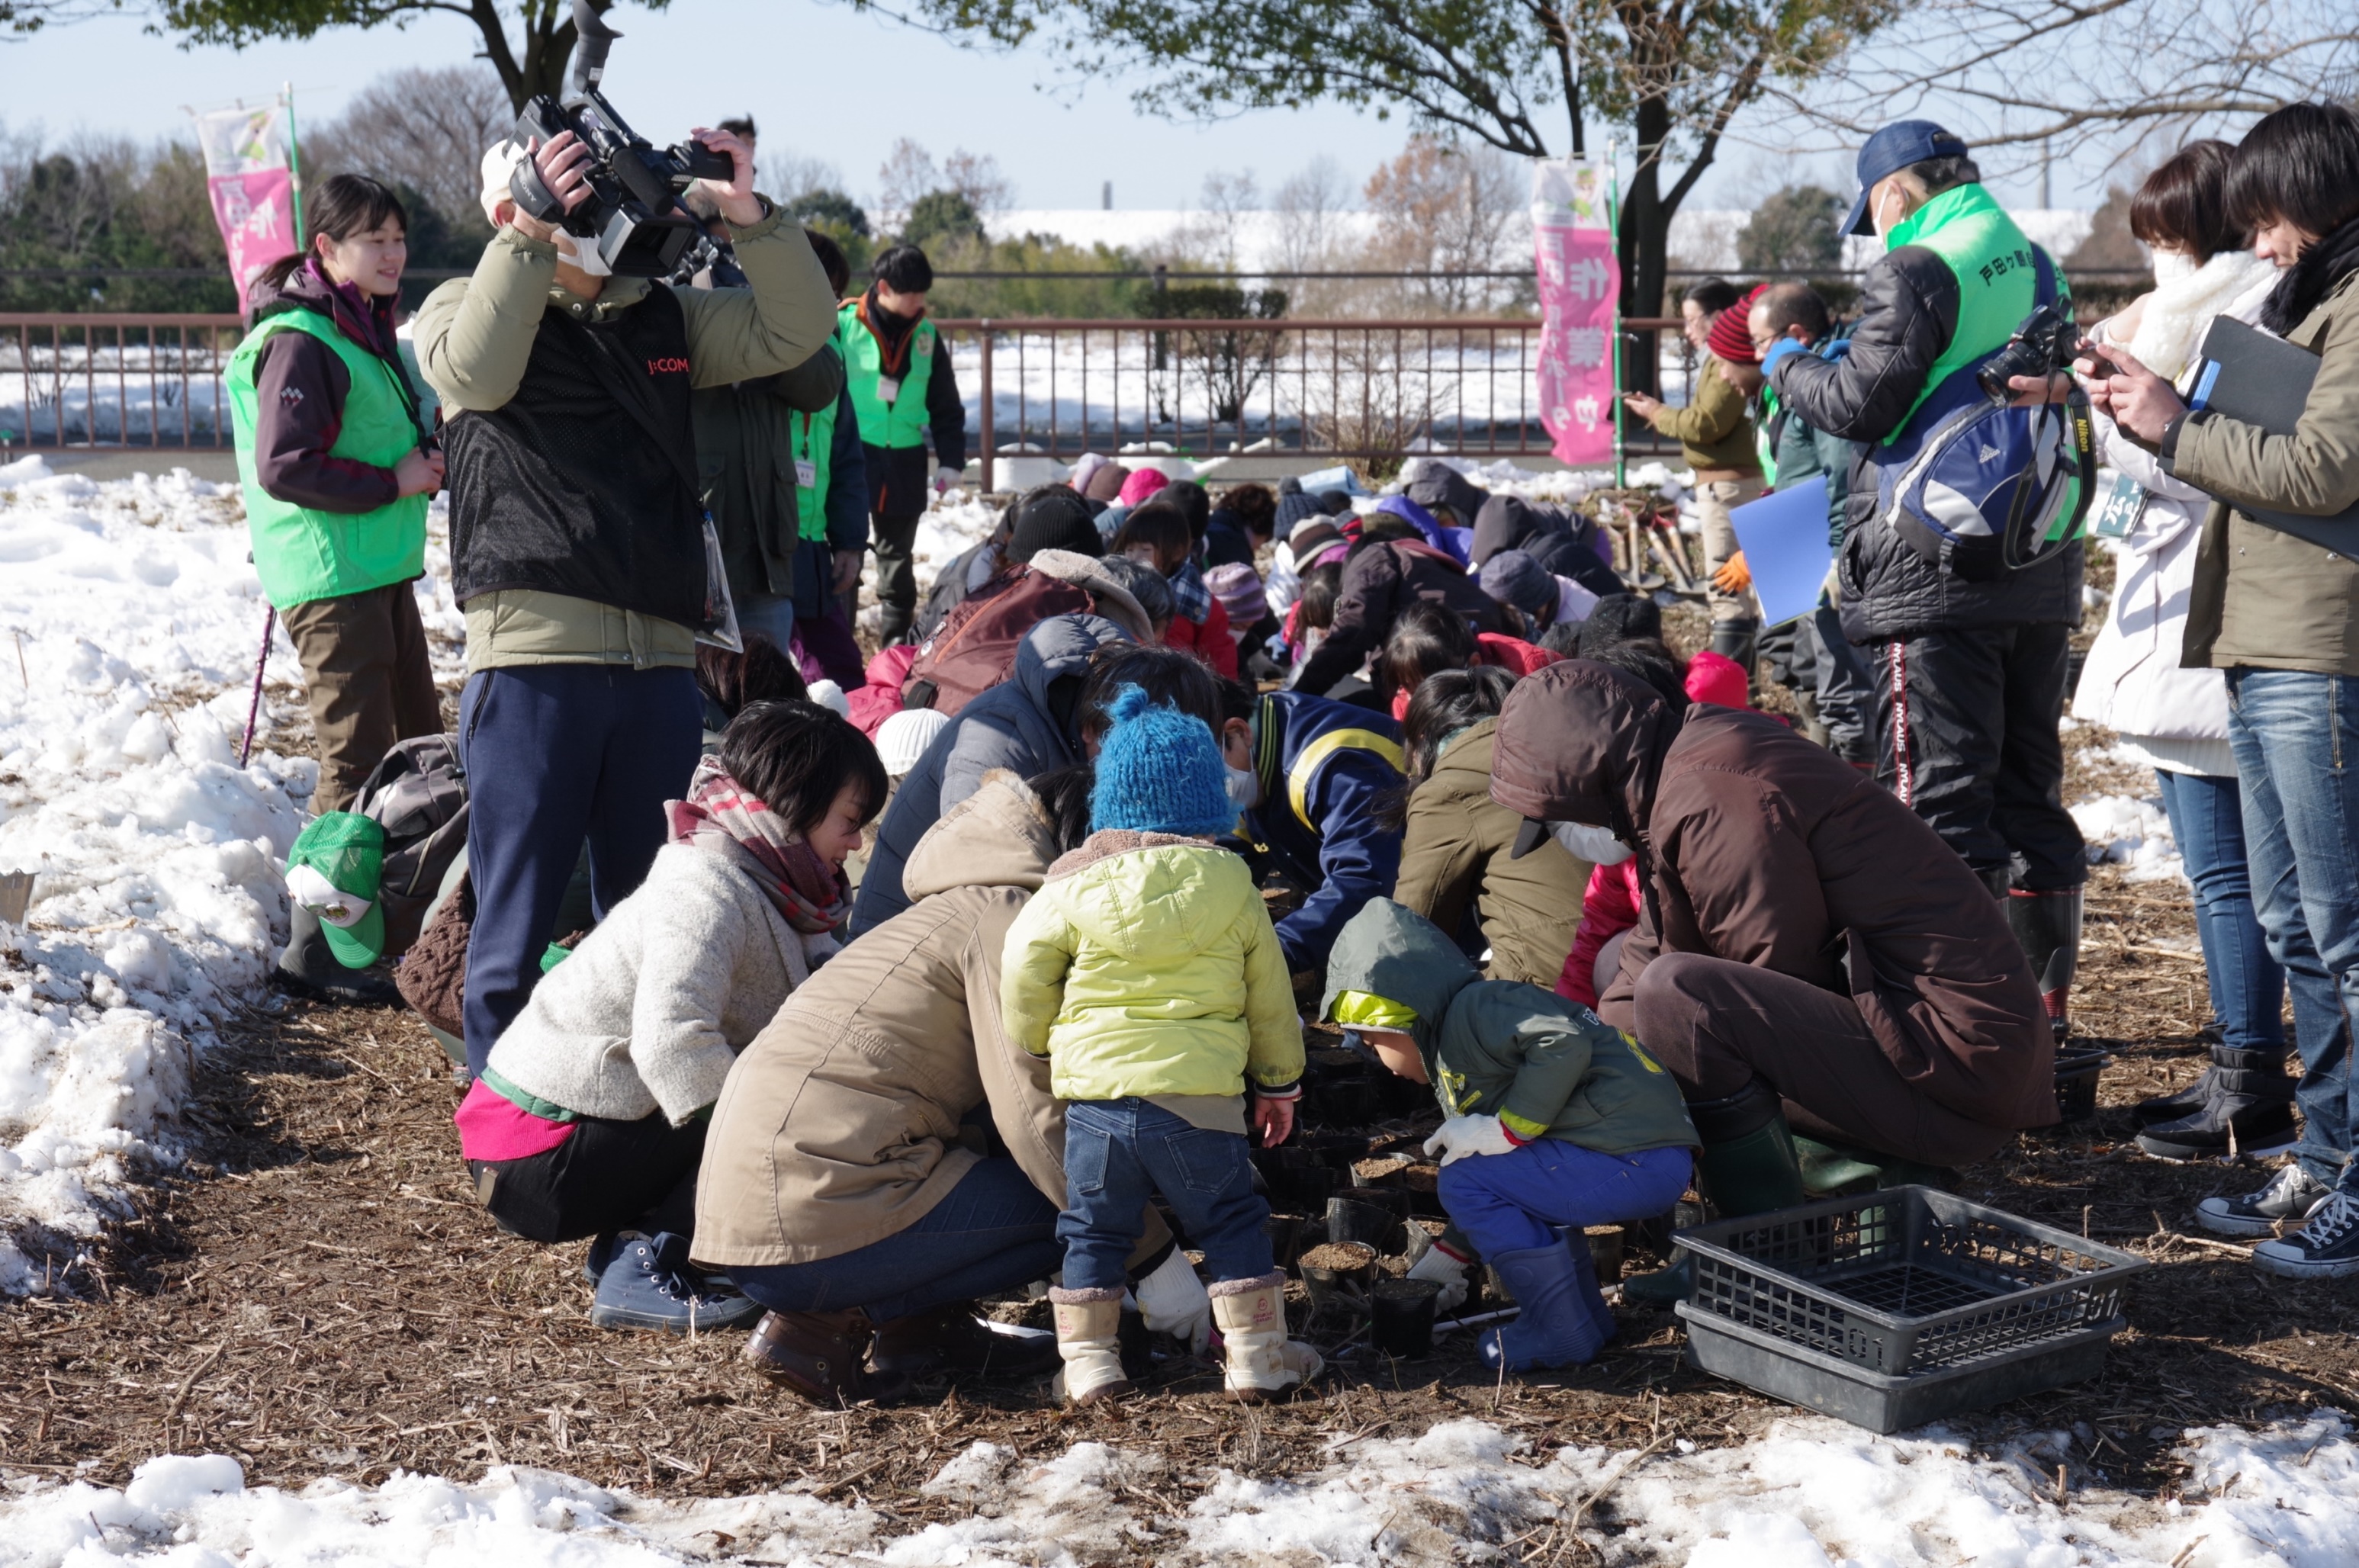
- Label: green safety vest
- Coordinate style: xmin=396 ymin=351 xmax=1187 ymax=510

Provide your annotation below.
xmin=791 ymin=324 xmax=847 ymax=544
xmin=1880 ymin=183 xmax=2058 ymax=440
xmin=837 ymin=298 xmax=935 ymax=450
xmin=227 ymin=309 xmax=429 ymax=609
xmin=1754 ymin=387 xmax=1782 ymax=486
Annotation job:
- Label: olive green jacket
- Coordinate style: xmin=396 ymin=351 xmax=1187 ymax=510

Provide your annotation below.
xmin=2176 ymin=269 xmax=2359 ymax=674
xmin=1645 ymin=356 xmax=1762 ymax=476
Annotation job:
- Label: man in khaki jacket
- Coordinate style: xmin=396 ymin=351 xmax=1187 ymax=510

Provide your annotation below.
xmin=696 ymin=770 xmax=1204 ymax=1402
xmin=413 ymin=127 xmax=839 ymax=1080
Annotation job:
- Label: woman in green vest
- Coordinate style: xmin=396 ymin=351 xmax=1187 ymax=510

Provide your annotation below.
xmin=227 ymin=174 xmax=444 ymax=1000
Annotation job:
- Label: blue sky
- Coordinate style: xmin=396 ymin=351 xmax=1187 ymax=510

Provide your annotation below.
xmin=2 ymin=0 xmax=2116 ymax=212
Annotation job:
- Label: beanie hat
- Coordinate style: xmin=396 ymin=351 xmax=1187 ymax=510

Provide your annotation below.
xmin=1069 ymin=452 xmax=1110 ymax=496
xmin=876 ymin=705 xmax=951 ymax=778
xmin=1204 ymin=561 xmax=1269 ymax=635
xmin=1085 ymin=460 xmax=1130 ymax=503
xmin=1707 ymin=284 xmax=1768 ymax=366
xmin=1273 ymin=490 xmax=1321 ymax=540
xmin=1006 ymin=487 xmax=1104 ymax=564
xmin=1478 ymin=549 xmax=1558 ymax=622
xmin=1576 ymin=592 xmax=1663 ymax=655
xmin=1088 ymin=685 xmax=1236 ymax=837
xmin=805 ymin=678 xmax=850 ymax=718
xmin=1317 ymin=490 xmax=1355 ymax=516
xmin=285 ymin=812 xmax=386 ymax=969
xmin=1117 ymin=467 xmax=1171 ymax=508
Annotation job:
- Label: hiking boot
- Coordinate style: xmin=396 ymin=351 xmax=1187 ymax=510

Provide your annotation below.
xmin=2197 ymin=1163 xmax=2334 ymax=1238
xmin=1048 ymin=1288 xmax=1131 ymax=1406
xmin=2004 ymin=888 xmax=2083 ymax=1043
xmin=868 ymin=1301 xmax=1058 ymax=1382
xmin=1209 ymin=1273 xmax=1322 ymax=1403
xmin=2251 ymin=1190 xmax=2359 ymax=1280
xmin=588 ymin=1232 xmax=763 ymax=1333
xmin=746 ymin=1308 xmax=877 ymax=1403
xmin=1480 ymin=1239 xmax=1607 ymax=1373
xmin=1619 ymin=1081 xmax=1805 ymax=1305
xmin=2135 ymin=1047 xmax=2299 ymax=1159
xmin=274 ymin=905 xmax=402 ymax=1007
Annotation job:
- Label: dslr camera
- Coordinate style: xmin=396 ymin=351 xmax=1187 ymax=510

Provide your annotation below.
xmin=1977 ymin=301 xmax=2084 ymax=402
xmin=508 ymin=0 xmax=733 ymax=278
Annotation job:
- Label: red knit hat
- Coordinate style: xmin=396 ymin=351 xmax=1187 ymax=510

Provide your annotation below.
xmin=1707 ymin=284 xmax=1768 ymax=365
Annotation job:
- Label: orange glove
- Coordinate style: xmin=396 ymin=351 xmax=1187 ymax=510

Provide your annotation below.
xmin=1713 ymin=551 xmax=1752 ymax=594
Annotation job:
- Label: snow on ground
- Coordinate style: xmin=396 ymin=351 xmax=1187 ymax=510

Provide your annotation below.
xmin=2072 ymin=792 xmax=2184 ymax=884
xmin=8 ymin=1410 xmax=2355 ymax=1566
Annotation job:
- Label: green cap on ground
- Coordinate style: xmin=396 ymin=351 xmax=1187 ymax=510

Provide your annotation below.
xmin=285 ymin=811 xmax=386 ymax=969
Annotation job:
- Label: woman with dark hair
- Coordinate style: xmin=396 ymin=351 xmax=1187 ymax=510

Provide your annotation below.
xmin=696 ymin=633 xmax=809 ymax=743
xmin=226 ymin=174 xmax=443 ymax=997
xmin=458 ymin=701 xmax=887 ymax=1332
xmin=1390 ymin=667 xmax=1589 ymax=988
xmin=1206 ymin=483 xmax=1275 ymax=568
xmin=1291 ymin=532 xmax=1509 ymax=699
xmin=2068 ymin=140 xmax=2328 ymax=1165
xmin=2094 ymin=102 xmax=2359 ymax=1275
xmin=1380 ymin=601 xmax=1478 ymax=713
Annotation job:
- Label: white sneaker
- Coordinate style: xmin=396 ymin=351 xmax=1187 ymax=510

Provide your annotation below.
xmin=2197 ymin=1163 xmax=2332 ymax=1238
xmin=2252 ymin=1190 xmax=2359 ymax=1280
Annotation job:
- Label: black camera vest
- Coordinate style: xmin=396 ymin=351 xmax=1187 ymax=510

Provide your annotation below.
xmin=445 ymin=283 xmax=709 ymax=629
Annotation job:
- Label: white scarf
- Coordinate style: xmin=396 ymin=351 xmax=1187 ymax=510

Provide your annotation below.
xmin=2120 ymin=250 xmax=2280 ymax=385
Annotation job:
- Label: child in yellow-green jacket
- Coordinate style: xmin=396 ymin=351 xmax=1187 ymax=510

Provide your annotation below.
xmin=1001 ymin=685 xmax=1318 ymax=1406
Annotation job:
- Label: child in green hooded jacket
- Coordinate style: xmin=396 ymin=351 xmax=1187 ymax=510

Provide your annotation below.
xmin=1322 ymin=898 xmax=1695 ymax=1372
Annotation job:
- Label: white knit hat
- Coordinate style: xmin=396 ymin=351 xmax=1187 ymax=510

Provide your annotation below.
xmin=876 ymin=706 xmax=951 ymax=779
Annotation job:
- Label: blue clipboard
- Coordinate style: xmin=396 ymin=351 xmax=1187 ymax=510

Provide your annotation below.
xmin=1727 ymin=476 xmax=1834 ymax=628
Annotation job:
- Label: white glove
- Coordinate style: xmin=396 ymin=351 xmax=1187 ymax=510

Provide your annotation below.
xmin=1405 ymin=1242 xmax=1471 ymax=1313
xmin=1132 ymin=1244 xmax=1213 ymax=1354
xmin=1423 ymin=1113 xmax=1516 ymax=1166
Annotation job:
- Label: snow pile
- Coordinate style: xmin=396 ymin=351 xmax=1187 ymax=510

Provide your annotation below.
xmin=10 ymin=1412 xmax=2355 ymax=1566
xmin=2072 ymin=791 xmax=2184 ymax=882
xmin=0 ymin=456 xmax=330 ymax=1293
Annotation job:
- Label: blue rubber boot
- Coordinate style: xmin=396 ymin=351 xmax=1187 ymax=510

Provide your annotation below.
xmin=590 ymin=1232 xmax=764 ymax=1333
xmin=1479 ymin=1239 xmax=1606 ymax=1372
xmin=1554 ymin=1228 xmax=1616 ymax=1349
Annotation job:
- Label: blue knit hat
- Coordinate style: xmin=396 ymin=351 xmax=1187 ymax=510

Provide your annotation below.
xmin=1088 ymin=685 xmax=1236 ymax=837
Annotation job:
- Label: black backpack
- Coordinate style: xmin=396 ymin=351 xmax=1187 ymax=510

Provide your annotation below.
xmin=352 ymin=734 xmax=470 ymax=959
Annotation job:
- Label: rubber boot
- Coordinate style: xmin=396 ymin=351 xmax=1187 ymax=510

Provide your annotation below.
xmin=1480 ymin=1238 xmax=1606 ymax=1371
xmin=876 ymin=599 xmax=915 ymax=647
xmin=1622 ymin=1081 xmax=1806 ymax=1307
xmin=1553 ymin=1227 xmax=1618 ymax=1348
xmin=273 ymin=904 xmax=402 ymax=1007
xmin=745 ymin=1308 xmax=876 ymax=1404
xmin=2004 ymin=887 xmax=2083 ymax=1043
xmin=1210 ymin=1271 xmax=1323 ymax=1401
xmin=869 ymin=1300 xmax=1059 ymax=1382
xmin=1047 ymin=1287 xmax=1131 ymax=1406
xmin=1708 ymin=615 xmax=1760 ymax=686
xmin=2134 ymin=1046 xmax=2299 ymax=1158
xmin=2132 ymin=1022 xmax=2227 ymax=1126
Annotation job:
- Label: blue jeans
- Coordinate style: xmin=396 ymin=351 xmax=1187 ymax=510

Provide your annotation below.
xmin=2153 ymin=769 xmax=2304 ymax=1054
xmin=734 ymin=591 xmax=796 ymax=651
xmin=2227 ymin=670 xmax=2359 ymax=1192
xmin=1438 ymin=1140 xmax=1694 ymax=1258
xmin=731 ymin=1157 xmax=1062 ymax=1322
xmin=1060 ymin=1099 xmax=1272 ymax=1291
xmin=457 ymin=664 xmax=702 ymax=1078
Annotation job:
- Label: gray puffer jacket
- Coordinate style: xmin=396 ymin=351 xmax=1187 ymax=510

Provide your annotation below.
xmin=849 ymin=612 xmax=1130 ymax=933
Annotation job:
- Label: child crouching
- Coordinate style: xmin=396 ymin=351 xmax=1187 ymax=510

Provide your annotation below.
xmin=1001 ymin=686 xmax=1318 ymax=1403
xmin=1322 ymin=899 xmax=1697 ymax=1371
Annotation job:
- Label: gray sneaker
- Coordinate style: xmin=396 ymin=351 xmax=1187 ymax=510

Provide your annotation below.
xmin=2252 ymin=1190 xmax=2359 ymax=1280
xmin=2196 ymin=1163 xmax=2332 ymax=1238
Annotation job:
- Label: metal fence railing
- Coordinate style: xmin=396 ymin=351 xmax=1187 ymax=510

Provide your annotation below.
xmin=948 ymin=316 xmax=1694 ymax=490
xmin=0 ymin=314 xmax=247 ymax=451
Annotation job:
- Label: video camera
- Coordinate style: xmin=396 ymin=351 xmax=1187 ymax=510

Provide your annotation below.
xmin=508 ymin=0 xmax=733 ymax=278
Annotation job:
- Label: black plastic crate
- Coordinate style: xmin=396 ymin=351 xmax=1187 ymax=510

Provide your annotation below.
xmin=2054 ymin=1048 xmax=2109 ymax=1123
xmin=1673 ymin=1186 xmax=2145 ymax=1430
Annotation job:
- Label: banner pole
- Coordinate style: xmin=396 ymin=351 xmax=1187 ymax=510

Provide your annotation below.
xmin=1606 ymin=134 xmax=1625 ymax=490
xmin=284 ymin=84 xmax=306 ymax=249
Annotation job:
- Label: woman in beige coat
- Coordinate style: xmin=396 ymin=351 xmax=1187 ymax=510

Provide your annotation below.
xmin=694 ymin=768 xmax=1201 ymax=1402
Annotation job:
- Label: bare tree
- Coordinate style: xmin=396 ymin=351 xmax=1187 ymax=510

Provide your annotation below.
xmin=875 ymin=139 xmax=1015 ymax=236
xmin=304 ymin=65 xmax=513 ymax=234
xmin=1364 ymin=138 xmax=1522 ymax=314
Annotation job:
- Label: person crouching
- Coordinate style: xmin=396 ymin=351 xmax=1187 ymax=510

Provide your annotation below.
xmin=1321 ymin=899 xmax=1697 ymax=1373
xmin=1001 ymin=686 xmax=1318 ymax=1404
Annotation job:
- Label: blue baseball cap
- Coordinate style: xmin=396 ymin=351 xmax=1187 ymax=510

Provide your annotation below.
xmin=1840 ymin=120 xmax=1972 ymax=237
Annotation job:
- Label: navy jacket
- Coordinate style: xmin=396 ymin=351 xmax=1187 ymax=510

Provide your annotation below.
xmin=1241 ymin=692 xmax=1406 ymax=973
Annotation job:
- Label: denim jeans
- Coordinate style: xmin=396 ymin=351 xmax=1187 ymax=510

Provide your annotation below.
xmin=734 ymin=591 xmax=796 ymax=652
xmin=2154 ymin=769 xmax=2312 ymax=1055
xmin=1059 ymin=1099 xmax=1272 ymax=1292
xmin=1438 ymin=1141 xmax=1694 ymax=1259
xmin=2227 ymin=669 xmax=2359 ymax=1192
xmin=730 ymin=1156 xmax=1063 ymax=1323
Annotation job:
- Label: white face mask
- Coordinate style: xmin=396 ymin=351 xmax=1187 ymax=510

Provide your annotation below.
xmin=2152 ymin=249 xmax=2200 ymax=287
xmin=1549 ymin=819 xmax=1634 ymax=865
xmin=556 ymin=230 xmax=614 ymax=279
xmin=1226 ymin=764 xmax=1260 ymax=808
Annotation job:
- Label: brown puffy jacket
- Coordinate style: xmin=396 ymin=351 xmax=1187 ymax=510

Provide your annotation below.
xmin=693 ymin=770 xmax=1170 ymax=1269
xmin=1490 ymin=660 xmax=2054 ymax=1132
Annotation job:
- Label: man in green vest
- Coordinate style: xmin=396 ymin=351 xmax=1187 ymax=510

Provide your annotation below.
xmin=840 ymin=244 xmax=967 ymax=644
xmin=1767 ymin=120 xmax=2087 ymax=1043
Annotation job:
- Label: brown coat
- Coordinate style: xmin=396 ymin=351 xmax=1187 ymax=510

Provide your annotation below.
xmin=1393 ymin=718 xmax=1587 ymax=988
xmin=693 ymin=773 xmax=1171 ymax=1268
xmin=1490 ymin=660 xmax=2054 ymax=1132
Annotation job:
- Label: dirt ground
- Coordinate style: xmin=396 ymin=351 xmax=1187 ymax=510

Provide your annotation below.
xmin=7 ymin=561 xmax=2359 ymax=1551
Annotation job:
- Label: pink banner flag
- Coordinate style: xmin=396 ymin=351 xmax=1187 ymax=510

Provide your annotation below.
xmin=191 ymin=104 xmax=299 ymax=312
xmin=1531 ymin=159 xmax=1620 ymax=466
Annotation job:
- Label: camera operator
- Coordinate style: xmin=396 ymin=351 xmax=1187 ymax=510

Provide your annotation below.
xmin=1766 ymin=120 xmax=2087 ymax=1041
xmin=414 ymin=124 xmax=840 ymax=1080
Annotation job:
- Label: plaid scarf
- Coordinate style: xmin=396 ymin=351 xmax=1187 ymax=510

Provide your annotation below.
xmin=664 ymin=757 xmax=850 ymax=935
xmin=1167 ymin=557 xmax=1213 ymax=625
